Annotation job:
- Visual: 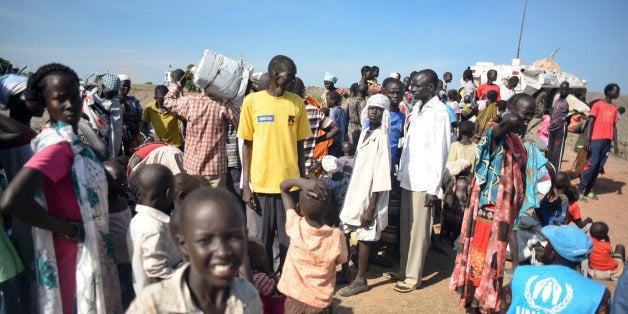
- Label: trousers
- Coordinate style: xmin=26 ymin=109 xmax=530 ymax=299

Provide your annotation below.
xmin=399 ymin=189 xmax=433 ymax=287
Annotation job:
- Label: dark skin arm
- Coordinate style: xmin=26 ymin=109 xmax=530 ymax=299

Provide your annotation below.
xmin=0 ymin=168 xmax=84 ymax=241
xmin=613 ymin=124 xmax=619 ymax=155
xmin=241 ymin=139 xmax=256 ymax=211
xmin=0 ymin=114 xmax=36 ymax=148
xmin=297 ymin=140 xmax=306 ymax=178
xmin=141 ymin=121 xmax=151 ymax=137
xmin=280 ymin=178 xmax=328 ymax=212
xmin=491 ymin=113 xmax=521 ymax=152
xmin=596 ymin=289 xmax=611 ymax=314
xmin=315 ymin=123 xmax=339 ymax=144
xmin=584 ymin=116 xmax=595 ymax=151
xmin=500 ymin=283 xmax=512 ymax=313
xmin=360 ymin=192 xmax=379 ymax=227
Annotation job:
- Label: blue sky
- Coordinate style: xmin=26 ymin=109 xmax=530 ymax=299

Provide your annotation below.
xmin=1 ymin=0 xmax=626 ymax=92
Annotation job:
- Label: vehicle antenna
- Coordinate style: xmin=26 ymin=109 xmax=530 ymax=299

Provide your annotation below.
xmin=516 ymin=0 xmax=528 ymax=59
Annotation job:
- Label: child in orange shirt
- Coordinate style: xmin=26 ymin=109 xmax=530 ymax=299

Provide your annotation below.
xmin=277 ymin=178 xmax=348 ymax=313
xmin=565 ymin=186 xmax=592 ymax=230
xmin=584 ymin=222 xmax=626 ymax=282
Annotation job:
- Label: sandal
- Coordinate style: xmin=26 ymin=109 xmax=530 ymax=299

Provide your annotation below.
xmin=383 ymin=271 xmax=405 ymax=281
xmin=393 ymin=281 xmax=418 ymax=293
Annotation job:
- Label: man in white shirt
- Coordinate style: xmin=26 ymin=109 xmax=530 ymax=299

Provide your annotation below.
xmin=127 ymin=164 xmax=182 ymax=294
xmin=390 ymin=69 xmax=451 ymax=292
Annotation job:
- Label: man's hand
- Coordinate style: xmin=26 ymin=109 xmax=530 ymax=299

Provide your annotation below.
xmin=614 ymin=146 xmax=620 ymax=156
xmin=424 ymin=193 xmax=438 ymax=208
xmin=242 ymin=186 xmax=257 ymax=213
xmin=547 ymin=188 xmax=559 ymax=203
xmin=360 ymin=207 xmax=375 ymax=228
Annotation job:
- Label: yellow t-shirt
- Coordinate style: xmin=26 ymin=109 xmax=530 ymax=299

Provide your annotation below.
xmin=237 ymin=91 xmax=312 ymax=193
xmin=141 ymin=101 xmax=182 ymax=148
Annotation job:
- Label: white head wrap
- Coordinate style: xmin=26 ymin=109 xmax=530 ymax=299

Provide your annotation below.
xmin=389 ymin=73 xmax=401 ymax=80
xmin=321 ymin=155 xmax=342 ymax=174
xmin=117 ymin=74 xmax=131 ymax=82
xmin=360 ymin=93 xmax=391 ymax=134
xmin=0 ymin=74 xmax=27 ymax=110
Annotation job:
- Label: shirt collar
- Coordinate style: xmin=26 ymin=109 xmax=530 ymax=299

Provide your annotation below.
xmin=417 ymin=96 xmax=441 ymax=113
xmin=162 ymin=263 xmax=250 ymax=313
xmin=135 ymin=204 xmax=171 ymax=224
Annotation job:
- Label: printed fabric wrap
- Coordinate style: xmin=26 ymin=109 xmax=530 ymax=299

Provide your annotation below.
xmin=514 ymin=141 xmax=548 ymax=228
xmin=31 ymin=122 xmax=121 ymax=313
xmin=450 ymin=129 xmax=526 ymax=312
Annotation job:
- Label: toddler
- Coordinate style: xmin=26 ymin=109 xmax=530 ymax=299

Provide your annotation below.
xmin=277 ymin=178 xmax=348 ymax=313
xmin=583 ymin=222 xmax=626 ymax=283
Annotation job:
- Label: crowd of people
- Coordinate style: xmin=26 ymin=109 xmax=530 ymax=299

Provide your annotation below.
xmin=0 ymin=54 xmax=625 ymax=313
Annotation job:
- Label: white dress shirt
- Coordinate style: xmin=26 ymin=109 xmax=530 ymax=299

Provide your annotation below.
xmin=127 ymin=204 xmax=182 ymax=294
xmin=397 ymin=96 xmax=451 ymax=195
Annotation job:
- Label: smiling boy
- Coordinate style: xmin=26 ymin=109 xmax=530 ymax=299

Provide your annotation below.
xmin=128 ymin=187 xmax=262 ymax=313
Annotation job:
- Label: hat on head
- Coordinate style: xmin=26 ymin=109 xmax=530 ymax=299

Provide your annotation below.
xmin=542 ymin=225 xmax=593 ymax=262
xmin=389 ymin=73 xmax=400 ymax=80
xmin=321 ymin=155 xmax=341 ymax=174
xmin=101 ymin=73 xmax=120 ymax=91
xmin=0 ymin=74 xmax=27 ymax=110
xmin=117 ymin=74 xmax=130 ymax=82
xmin=324 ymin=71 xmax=337 ymax=84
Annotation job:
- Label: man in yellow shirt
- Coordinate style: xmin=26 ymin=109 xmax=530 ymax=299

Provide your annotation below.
xmin=237 ymin=55 xmax=311 ymax=274
xmin=141 ymin=85 xmax=183 ymax=148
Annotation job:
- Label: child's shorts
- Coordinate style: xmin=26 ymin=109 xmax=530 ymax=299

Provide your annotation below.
xmin=581 ymin=256 xmax=625 ymax=283
xmin=284 ymin=296 xmax=331 ymax=314
xmin=340 ymin=217 xmax=381 ymax=242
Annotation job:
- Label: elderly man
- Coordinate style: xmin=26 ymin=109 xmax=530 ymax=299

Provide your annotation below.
xmin=238 ymin=55 xmax=312 ymax=274
xmin=391 ymin=69 xmax=451 ymax=293
xmin=501 ymin=225 xmax=611 ymax=313
xmin=83 ymin=73 xmax=123 ymax=157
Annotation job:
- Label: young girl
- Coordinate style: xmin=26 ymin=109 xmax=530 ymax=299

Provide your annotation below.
xmin=338 ymin=94 xmax=391 ymax=297
xmin=442 ymin=121 xmax=477 ymax=242
xmin=1 ymin=63 xmax=122 ymax=313
xmin=278 ymin=178 xmax=347 ymax=313
xmin=248 ymin=236 xmax=284 ymax=314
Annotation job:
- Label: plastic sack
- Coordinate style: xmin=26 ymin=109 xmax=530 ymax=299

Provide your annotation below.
xmin=193 ymin=49 xmax=253 ymax=106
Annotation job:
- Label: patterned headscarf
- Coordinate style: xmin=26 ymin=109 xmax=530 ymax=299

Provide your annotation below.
xmin=324 ymin=71 xmax=337 ymax=84
xmin=101 ymin=73 xmax=120 ymax=91
xmin=360 ymin=93 xmax=391 ymax=134
xmin=0 ymin=74 xmax=27 ymax=110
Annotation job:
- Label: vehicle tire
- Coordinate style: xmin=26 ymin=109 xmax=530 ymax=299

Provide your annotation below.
xmin=535 ymin=91 xmax=548 ymax=117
